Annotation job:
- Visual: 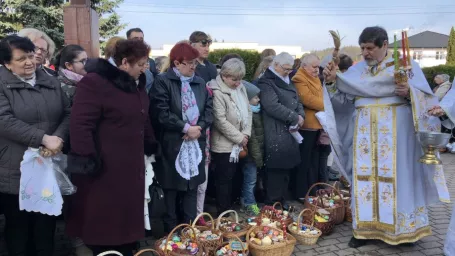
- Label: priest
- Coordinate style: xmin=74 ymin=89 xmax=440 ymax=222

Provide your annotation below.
xmin=428 ymin=82 xmax=455 ymax=256
xmin=319 ymin=26 xmax=450 ymax=248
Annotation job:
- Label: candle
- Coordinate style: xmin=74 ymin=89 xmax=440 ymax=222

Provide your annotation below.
xmin=405 ymin=30 xmax=411 ymax=67
xmin=394 ymin=33 xmax=399 ymax=71
xmin=401 ymin=31 xmax=407 ymax=67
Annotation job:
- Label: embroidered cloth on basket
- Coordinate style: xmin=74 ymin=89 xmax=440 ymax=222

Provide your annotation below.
xmin=315 ymin=58 xmax=450 ymax=245
xmin=19 ymin=148 xmax=64 ymax=216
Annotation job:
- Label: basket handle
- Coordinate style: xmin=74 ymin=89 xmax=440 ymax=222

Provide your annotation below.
xmin=296 ymin=208 xmax=314 ymax=228
xmin=216 ymin=210 xmax=239 ymax=230
xmin=97 ymin=251 xmax=123 ymax=256
xmin=272 ymin=202 xmax=283 ymax=211
xmin=192 ymin=212 xmax=215 ymax=230
xmin=227 ymin=235 xmax=247 ymax=255
xmin=165 ymin=224 xmax=200 ymax=256
xmin=305 ymin=182 xmax=343 ymax=203
xmin=134 ymin=249 xmax=160 ymax=256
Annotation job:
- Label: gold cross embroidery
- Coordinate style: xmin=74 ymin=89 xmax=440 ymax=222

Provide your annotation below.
xmin=380 ymin=165 xmax=391 ymax=175
xmin=379 ymin=126 xmax=390 ymax=134
xmin=360 ymin=165 xmax=369 ymax=173
xmin=359 ymin=125 xmax=368 ymax=134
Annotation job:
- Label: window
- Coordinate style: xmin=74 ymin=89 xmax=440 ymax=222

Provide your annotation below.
xmin=436 ymin=51 xmax=447 ymax=60
xmin=413 ymin=51 xmax=422 ymax=60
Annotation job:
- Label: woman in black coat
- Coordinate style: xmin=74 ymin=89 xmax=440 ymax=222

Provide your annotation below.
xmin=257 ymin=52 xmax=305 ymax=206
xmin=149 ymin=42 xmax=213 ymax=232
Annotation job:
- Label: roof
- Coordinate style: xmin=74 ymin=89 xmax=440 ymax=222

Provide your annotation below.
xmin=388 ymin=31 xmax=449 ymax=49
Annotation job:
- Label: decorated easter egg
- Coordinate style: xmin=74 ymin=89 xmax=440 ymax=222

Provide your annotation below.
xmin=261 ymin=236 xmax=272 ymax=246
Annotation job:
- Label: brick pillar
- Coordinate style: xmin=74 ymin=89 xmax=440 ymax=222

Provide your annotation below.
xmin=63 ymin=0 xmax=100 ymax=57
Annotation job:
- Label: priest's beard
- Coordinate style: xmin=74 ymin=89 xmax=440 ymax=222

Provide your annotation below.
xmin=365 ymin=59 xmax=379 ymax=67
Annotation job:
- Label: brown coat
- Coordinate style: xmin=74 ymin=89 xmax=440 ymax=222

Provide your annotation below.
xmin=65 ymin=59 xmax=157 ymax=245
xmin=292 ymin=68 xmax=324 ymax=130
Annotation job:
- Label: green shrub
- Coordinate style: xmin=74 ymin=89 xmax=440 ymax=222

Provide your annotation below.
xmin=422 ymin=64 xmax=455 ymax=85
xmin=208 ymin=49 xmax=261 ymax=82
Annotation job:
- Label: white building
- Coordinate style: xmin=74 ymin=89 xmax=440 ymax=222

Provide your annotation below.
xmin=390 ymin=31 xmax=449 ymax=68
xmin=150 ymin=42 xmax=309 ymax=60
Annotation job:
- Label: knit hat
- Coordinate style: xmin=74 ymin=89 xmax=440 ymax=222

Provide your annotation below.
xmin=243 ymin=80 xmax=260 ymax=100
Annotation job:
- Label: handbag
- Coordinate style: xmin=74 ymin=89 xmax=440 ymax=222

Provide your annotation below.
xmin=145 ymin=178 xmax=166 ymax=238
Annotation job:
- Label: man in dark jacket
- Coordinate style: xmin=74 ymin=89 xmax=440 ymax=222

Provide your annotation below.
xmin=126 ymin=28 xmax=158 ymax=77
xmin=190 ymin=31 xmax=218 ymax=83
xmin=257 ymin=52 xmax=305 ymax=206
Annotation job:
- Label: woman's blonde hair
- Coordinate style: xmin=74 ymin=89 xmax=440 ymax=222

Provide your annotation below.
xmin=18 ymin=28 xmax=56 ymax=58
xmin=253 ymin=56 xmax=274 ymax=80
xmin=104 ymin=36 xmax=125 ymax=60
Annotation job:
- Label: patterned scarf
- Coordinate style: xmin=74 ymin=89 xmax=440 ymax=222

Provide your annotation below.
xmin=174 ymin=68 xmax=202 ymax=180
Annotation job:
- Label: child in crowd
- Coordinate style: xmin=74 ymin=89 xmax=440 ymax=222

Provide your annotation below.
xmin=240 ymin=81 xmax=264 ymax=216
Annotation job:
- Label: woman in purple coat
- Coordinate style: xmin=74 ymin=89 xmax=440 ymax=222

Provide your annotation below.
xmin=65 ymin=39 xmax=158 ymax=256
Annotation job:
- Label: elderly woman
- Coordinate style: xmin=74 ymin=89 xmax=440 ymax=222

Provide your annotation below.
xmin=55 ymin=45 xmax=88 ymax=104
xmin=150 ymin=42 xmax=213 ymax=232
xmin=209 ymin=58 xmax=252 ymax=215
xmin=0 ymin=35 xmax=70 ymax=255
xmin=66 ymin=39 xmax=158 ymax=256
xmin=257 ymin=52 xmax=305 ymax=205
xmin=292 ymin=54 xmax=330 ymax=199
xmin=18 ymin=28 xmax=57 ymax=76
xmin=433 ymin=74 xmax=452 ymax=101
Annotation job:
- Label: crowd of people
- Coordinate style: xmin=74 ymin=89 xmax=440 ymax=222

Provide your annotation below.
xmin=0 ymin=25 xmax=453 ymax=256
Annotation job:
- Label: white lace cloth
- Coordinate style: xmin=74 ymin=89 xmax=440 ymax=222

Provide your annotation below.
xmin=175 ymin=140 xmax=202 ymax=180
xmin=144 ymin=155 xmax=155 ymax=230
xmin=229 ymin=144 xmax=243 ymax=163
xmin=19 ymin=148 xmax=64 ymax=216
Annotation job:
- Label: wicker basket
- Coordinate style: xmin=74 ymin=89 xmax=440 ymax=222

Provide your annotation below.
xmin=344 ymin=198 xmax=352 ymax=223
xmin=304 ymin=182 xmax=345 ymax=225
xmin=184 ymin=213 xmax=223 ymax=256
xmin=216 ymin=210 xmax=249 ymax=241
xmin=135 ymin=249 xmax=161 ymax=256
xmin=272 ymin=202 xmax=293 ymax=226
xmin=215 ymin=235 xmax=249 ymax=256
xmin=154 ymin=224 xmax=203 ymax=256
xmin=287 ymin=209 xmax=322 ymax=245
xmin=247 ymin=226 xmax=296 ymax=256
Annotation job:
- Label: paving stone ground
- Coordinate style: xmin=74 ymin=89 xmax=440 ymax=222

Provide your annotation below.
xmin=0 ymin=154 xmax=454 ymax=256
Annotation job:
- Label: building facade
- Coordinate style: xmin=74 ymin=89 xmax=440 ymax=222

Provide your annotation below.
xmin=390 ymin=31 xmax=449 ymax=68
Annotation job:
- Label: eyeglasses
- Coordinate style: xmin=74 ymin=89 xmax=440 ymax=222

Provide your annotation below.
xmin=197 ymin=39 xmax=212 ymax=47
xmin=34 ymin=46 xmax=48 ymax=55
xmin=280 ymin=64 xmax=293 ymax=73
xmin=181 ymin=60 xmax=198 ymax=67
xmin=73 ymin=59 xmax=87 ymax=65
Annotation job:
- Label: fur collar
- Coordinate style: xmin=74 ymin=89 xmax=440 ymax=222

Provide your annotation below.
xmin=85 ymin=58 xmax=146 ymax=92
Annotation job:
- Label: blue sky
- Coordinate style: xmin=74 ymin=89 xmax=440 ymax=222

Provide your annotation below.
xmin=116 ymin=0 xmax=455 ymax=51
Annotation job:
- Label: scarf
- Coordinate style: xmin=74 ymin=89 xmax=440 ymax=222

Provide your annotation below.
xmin=174 ymin=68 xmax=202 ymax=180
xmin=251 ymin=104 xmax=261 ymax=113
xmin=299 ymin=68 xmax=323 ymax=94
xmin=61 ymin=69 xmax=84 ymax=84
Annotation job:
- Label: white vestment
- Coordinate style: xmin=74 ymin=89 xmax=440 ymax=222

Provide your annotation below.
xmin=316 ymin=58 xmax=450 ymax=245
xmin=439 ymin=82 xmax=455 ymax=256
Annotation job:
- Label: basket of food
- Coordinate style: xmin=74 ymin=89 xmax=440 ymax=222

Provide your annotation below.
xmin=154 ymin=224 xmax=202 ymax=256
xmin=183 ymin=213 xmax=223 ymax=255
xmin=303 ymin=208 xmax=335 ymax=236
xmin=304 ymin=182 xmax=345 ymax=225
xmin=255 ymin=204 xmax=292 ymax=228
xmin=287 ymin=209 xmax=322 ymax=245
xmin=247 ymin=223 xmax=296 ymax=256
xmin=215 ymin=235 xmax=248 ymax=256
xmin=216 ymin=210 xmax=250 ymax=241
